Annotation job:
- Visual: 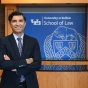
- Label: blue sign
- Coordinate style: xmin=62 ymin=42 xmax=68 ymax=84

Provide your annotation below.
xmin=23 ymin=12 xmax=86 ymax=70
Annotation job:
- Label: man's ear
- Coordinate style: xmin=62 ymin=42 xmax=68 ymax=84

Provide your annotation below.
xmin=24 ymin=22 xmax=26 ymax=27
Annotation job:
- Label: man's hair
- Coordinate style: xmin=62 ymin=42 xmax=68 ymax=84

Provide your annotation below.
xmin=8 ymin=11 xmax=26 ymax=22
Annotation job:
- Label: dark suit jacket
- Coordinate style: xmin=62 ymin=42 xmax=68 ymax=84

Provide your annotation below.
xmin=0 ymin=34 xmax=41 ymax=88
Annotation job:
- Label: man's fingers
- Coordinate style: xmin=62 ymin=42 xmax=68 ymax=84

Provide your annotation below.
xmin=11 ymin=69 xmax=16 ymax=72
xmin=26 ymin=58 xmax=33 ymax=64
xmin=4 ymin=55 xmax=10 ymax=60
xmin=30 ymin=58 xmax=33 ymax=63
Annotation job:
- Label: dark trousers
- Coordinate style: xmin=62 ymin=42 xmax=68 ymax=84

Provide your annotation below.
xmin=19 ymin=81 xmax=27 ymax=88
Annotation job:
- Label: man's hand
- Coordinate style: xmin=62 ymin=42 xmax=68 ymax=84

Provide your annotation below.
xmin=26 ymin=58 xmax=33 ymax=64
xmin=11 ymin=69 xmax=16 ymax=72
xmin=4 ymin=55 xmax=10 ymax=60
xmin=4 ymin=55 xmax=16 ymax=72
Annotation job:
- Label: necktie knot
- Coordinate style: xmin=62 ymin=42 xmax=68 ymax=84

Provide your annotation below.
xmin=17 ymin=37 xmax=22 ymax=42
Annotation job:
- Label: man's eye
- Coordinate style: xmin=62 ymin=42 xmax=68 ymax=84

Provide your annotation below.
xmin=19 ymin=20 xmax=24 ymax=22
xmin=12 ymin=20 xmax=17 ymax=22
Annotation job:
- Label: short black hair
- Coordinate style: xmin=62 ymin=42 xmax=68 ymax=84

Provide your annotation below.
xmin=8 ymin=11 xmax=26 ymax=22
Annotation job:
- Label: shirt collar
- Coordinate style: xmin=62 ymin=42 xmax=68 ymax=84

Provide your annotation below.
xmin=13 ymin=33 xmax=24 ymax=40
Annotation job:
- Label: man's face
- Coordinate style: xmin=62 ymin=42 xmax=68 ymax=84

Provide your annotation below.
xmin=10 ymin=15 xmax=26 ymax=34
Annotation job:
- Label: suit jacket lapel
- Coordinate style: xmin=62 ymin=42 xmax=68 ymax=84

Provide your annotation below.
xmin=21 ymin=34 xmax=29 ymax=59
xmin=9 ymin=34 xmax=20 ymax=58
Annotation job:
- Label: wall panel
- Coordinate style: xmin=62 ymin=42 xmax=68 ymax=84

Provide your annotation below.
xmin=37 ymin=72 xmax=88 ymax=88
xmin=5 ymin=5 xmax=17 ymax=36
xmin=1 ymin=0 xmax=88 ymax=4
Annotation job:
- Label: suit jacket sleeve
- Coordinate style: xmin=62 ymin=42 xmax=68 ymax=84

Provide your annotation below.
xmin=0 ymin=38 xmax=27 ymax=70
xmin=17 ymin=38 xmax=41 ymax=75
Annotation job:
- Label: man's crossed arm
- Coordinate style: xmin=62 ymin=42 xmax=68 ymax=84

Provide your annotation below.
xmin=4 ymin=55 xmax=33 ymax=72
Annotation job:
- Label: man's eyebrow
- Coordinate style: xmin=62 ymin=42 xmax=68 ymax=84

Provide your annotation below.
xmin=11 ymin=19 xmax=24 ymax=21
xmin=11 ymin=20 xmax=17 ymax=22
xmin=19 ymin=19 xmax=23 ymax=20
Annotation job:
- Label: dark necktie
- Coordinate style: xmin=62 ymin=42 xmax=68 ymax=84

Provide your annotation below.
xmin=17 ymin=37 xmax=25 ymax=83
xmin=17 ymin=37 xmax=22 ymax=56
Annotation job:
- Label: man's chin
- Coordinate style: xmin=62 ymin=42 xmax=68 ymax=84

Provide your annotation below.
xmin=14 ymin=31 xmax=23 ymax=34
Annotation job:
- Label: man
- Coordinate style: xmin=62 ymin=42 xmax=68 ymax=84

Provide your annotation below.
xmin=0 ymin=11 xmax=41 ymax=88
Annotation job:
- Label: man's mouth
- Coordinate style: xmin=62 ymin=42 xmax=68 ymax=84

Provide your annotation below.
xmin=15 ymin=26 xmax=21 ymax=29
